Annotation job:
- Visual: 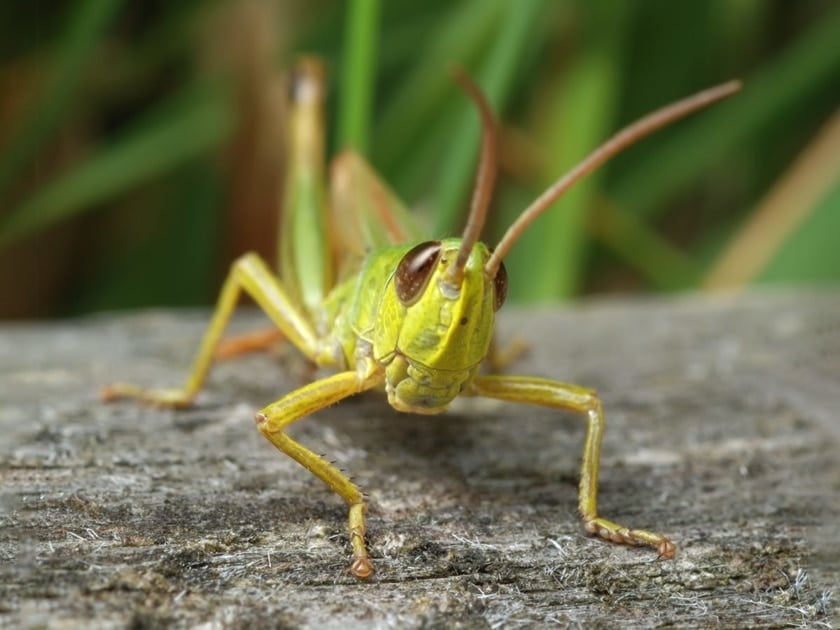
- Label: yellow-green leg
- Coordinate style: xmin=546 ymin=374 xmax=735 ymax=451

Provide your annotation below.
xmin=100 ymin=252 xmax=321 ymax=407
xmin=485 ymin=335 xmax=529 ymax=372
xmin=255 ymin=367 xmax=383 ymax=578
xmin=471 ymin=375 xmax=675 ymax=559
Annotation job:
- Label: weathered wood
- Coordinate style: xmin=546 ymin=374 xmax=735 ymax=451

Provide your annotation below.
xmin=1 ymin=290 xmax=837 ymax=628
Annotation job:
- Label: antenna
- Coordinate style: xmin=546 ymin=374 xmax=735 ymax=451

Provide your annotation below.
xmin=443 ymin=66 xmax=498 ymax=288
xmin=484 ymin=80 xmax=742 ymax=278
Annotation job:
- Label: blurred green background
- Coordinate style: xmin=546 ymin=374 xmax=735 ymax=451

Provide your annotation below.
xmin=0 ymin=0 xmax=838 ymax=318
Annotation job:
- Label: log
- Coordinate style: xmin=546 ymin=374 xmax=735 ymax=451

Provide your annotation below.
xmin=1 ymin=290 xmax=837 ymax=628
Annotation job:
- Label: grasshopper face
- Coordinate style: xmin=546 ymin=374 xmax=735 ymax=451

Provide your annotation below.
xmin=374 ymin=238 xmax=506 ymax=414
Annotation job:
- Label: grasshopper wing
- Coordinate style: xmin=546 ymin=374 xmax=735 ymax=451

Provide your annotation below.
xmin=329 ymin=151 xmax=425 ymax=277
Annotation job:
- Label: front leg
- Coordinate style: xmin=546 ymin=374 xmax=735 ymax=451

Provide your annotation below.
xmin=101 ymin=252 xmax=320 ymax=407
xmin=256 ymin=367 xmax=383 ymax=578
xmin=470 ymin=375 xmax=675 ymax=559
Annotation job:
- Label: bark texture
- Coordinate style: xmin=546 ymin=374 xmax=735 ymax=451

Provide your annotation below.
xmin=1 ymin=290 xmax=838 ymax=628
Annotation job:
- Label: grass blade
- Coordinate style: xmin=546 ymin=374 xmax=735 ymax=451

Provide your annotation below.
xmin=338 ymin=0 xmax=382 ymax=154
xmin=0 ymin=0 xmax=124 ymax=199
xmin=703 ymin=107 xmax=840 ymax=288
xmin=611 ymin=5 xmax=840 ymax=220
xmin=0 ymin=82 xmax=234 ymax=249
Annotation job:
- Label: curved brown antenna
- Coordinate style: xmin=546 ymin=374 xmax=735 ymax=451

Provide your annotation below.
xmin=485 ymin=80 xmax=742 ymax=278
xmin=443 ymin=66 xmax=498 ymax=288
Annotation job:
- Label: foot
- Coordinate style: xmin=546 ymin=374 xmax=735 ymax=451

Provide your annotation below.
xmin=100 ymin=384 xmax=194 ymax=408
xmin=584 ymin=516 xmax=676 ymax=559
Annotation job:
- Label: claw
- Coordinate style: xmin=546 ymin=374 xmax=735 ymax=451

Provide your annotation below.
xmin=350 ymin=557 xmax=374 ymax=579
xmin=657 ymin=538 xmax=677 ymax=560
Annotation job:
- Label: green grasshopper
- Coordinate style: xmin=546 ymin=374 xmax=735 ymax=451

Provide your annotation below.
xmin=102 ymin=57 xmax=740 ymax=579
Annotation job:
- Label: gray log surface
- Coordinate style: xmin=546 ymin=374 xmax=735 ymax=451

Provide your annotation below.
xmin=1 ymin=290 xmax=837 ymax=629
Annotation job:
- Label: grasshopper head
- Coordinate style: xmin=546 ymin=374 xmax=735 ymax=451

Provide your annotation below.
xmin=376 ymin=237 xmax=506 ymax=414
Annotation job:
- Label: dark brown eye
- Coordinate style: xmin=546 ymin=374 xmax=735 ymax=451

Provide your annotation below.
xmin=394 ymin=241 xmax=442 ymax=306
xmin=493 ymin=261 xmax=508 ymax=311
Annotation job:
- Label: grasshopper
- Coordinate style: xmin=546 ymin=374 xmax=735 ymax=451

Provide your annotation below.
xmin=102 ymin=57 xmax=740 ymax=579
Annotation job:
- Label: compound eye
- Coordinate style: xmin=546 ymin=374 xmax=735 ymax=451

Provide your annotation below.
xmin=493 ymin=261 xmax=508 ymax=311
xmin=394 ymin=241 xmax=442 ymax=306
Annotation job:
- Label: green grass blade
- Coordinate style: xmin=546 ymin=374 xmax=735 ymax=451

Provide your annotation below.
xmin=431 ymin=0 xmax=547 ymax=238
xmin=373 ymin=0 xmax=500 ymax=173
xmin=505 ymin=2 xmax=634 ymax=301
xmin=0 ymin=0 xmax=124 ymax=199
xmin=338 ymin=0 xmax=381 ymax=154
xmin=702 ymin=108 xmax=840 ymax=288
xmin=757 ymin=177 xmax=840 ymax=285
xmin=0 ymin=82 xmax=234 ymax=250
xmin=505 ymin=55 xmax=618 ymax=301
xmin=67 ymin=160 xmax=224 ymax=313
xmin=611 ymin=4 xmax=840 ymax=220
xmin=591 ymin=200 xmax=702 ymax=290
